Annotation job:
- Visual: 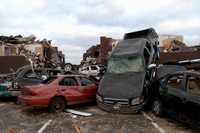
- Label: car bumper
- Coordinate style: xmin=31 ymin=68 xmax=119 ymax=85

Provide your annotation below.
xmin=0 ymin=90 xmax=21 ymax=97
xmin=10 ymin=90 xmax=21 ymax=96
xmin=0 ymin=91 xmax=12 ymax=97
xmin=18 ymin=96 xmax=50 ymax=107
xmin=97 ymin=99 xmax=144 ymax=114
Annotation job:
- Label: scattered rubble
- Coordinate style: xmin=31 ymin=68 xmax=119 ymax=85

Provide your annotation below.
xmin=0 ymin=35 xmax=65 ymax=74
xmin=65 ymin=109 xmax=93 ymax=117
xmin=159 ymin=45 xmax=200 ymax=70
xmin=81 ymin=36 xmax=120 ymax=66
xmin=0 ymin=28 xmax=200 ymax=133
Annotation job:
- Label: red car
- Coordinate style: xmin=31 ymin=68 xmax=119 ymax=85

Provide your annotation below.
xmin=18 ymin=75 xmax=98 ymax=112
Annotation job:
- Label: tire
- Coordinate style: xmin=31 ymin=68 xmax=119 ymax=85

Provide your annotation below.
xmin=64 ymin=63 xmax=73 ymax=72
xmin=152 ymin=99 xmax=163 ymax=116
xmin=48 ymin=97 xmax=66 ymax=113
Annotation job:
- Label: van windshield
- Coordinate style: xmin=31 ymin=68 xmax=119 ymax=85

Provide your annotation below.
xmin=107 ymin=56 xmax=144 ymax=73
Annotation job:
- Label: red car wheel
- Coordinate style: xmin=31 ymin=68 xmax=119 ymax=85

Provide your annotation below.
xmin=48 ymin=97 xmax=66 ymax=113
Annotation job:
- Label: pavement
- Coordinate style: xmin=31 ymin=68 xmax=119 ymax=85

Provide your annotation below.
xmin=0 ymin=100 xmax=199 ymax=133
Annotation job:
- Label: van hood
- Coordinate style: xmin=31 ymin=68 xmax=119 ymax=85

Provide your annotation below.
xmin=98 ymin=72 xmax=145 ymax=99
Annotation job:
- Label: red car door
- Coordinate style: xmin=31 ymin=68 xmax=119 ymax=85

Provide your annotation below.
xmin=78 ymin=77 xmax=97 ymax=101
xmin=58 ymin=76 xmax=84 ymax=105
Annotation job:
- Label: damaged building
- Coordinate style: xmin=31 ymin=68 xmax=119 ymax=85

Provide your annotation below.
xmin=0 ymin=35 xmax=65 ymax=74
xmin=81 ymin=36 xmax=119 ymax=66
xmin=81 ymin=34 xmax=200 ymax=71
xmin=158 ymin=35 xmax=200 ymax=70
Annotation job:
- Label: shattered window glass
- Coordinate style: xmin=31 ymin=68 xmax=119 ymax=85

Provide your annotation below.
xmin=187 ymin=76 xmax=200 ymax=96
xmin=107 ymin=56 xmax=144 ymax=73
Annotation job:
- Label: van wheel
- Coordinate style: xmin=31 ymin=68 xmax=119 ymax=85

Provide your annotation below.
xmin=152 ymin=99 xmax=163 ymax=116
xmin=48 ymin=97 xmax=66 ymax=113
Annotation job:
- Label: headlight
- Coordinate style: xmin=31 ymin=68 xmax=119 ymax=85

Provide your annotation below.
xmin=96 ymin=94 xmax=103 ymax=102
xmin=131 ymin=96 xmax=144 ymax=105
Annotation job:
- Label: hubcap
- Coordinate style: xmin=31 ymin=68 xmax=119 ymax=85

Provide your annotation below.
xmin=65 ymin=65 xmax=72 ymax=71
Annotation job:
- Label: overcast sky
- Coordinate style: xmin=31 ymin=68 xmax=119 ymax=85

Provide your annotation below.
xmin=0 ymin=0 xmax=200 ymax=64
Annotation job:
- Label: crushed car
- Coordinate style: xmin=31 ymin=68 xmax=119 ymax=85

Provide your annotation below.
xmin=18 ymin=74 xmax=98 ymax=112
xmin=96 ymin=28 xmax=159 ymax=113
xmin=152 ymin=70 xmax=200 ymax=117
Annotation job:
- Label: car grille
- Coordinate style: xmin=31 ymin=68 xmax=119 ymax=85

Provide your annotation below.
xmin=103 ymin=98 xmax=129 ymax=105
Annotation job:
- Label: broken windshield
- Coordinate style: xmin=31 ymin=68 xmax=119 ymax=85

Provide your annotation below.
xmin=107 ymin=56 xmax=144 ymax=73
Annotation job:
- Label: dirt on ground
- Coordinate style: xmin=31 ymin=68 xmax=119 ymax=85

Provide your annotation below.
xmin=0 ymin=100 xmax=199 ymax=133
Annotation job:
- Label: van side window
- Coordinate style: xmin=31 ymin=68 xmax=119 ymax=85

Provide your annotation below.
xmin=187 ymin=76 xmax=200 ymax=96
xmin=167 ymin=75 xmax=184 ymax=89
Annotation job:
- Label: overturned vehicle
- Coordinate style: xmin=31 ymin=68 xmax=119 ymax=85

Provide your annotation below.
xmin=97 ymin=28 xmax=159 ymax=113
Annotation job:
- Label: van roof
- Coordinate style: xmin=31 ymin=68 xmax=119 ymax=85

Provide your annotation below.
xmin=123 ymin=28 xmax=158 ymax=40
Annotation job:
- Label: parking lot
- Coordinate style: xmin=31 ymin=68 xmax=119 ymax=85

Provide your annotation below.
xmin=0 ymin=100 xmax=199 ymax=133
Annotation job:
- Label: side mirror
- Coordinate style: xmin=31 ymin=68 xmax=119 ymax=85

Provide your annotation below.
xmin=148 ymin=64 xmax=156 ymax=70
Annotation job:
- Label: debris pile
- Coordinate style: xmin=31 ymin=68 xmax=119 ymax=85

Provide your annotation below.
xmin=81 ymin=36 xmax=119 ymax=66
xmin=1 ymin=28 xmax=200 ymax=132
xmin=0 ymin=35 xmax=65 ymax=74
xmin=159 ymin=37 xmax=200 ymax=70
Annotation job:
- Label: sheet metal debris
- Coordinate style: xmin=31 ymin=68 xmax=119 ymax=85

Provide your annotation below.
xmin=65 ymin=109 xmax=93 ymax=117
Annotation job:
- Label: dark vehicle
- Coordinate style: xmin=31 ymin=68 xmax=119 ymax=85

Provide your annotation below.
xmin=152 ymin=70 xmax=200 ymax=117
xmin=97 ymin=28 xmax=159 ymax=113
xmin=18 ymin=75 xmax=97 ymax=112
xmin=0 ymin=65 xmax=64 ymax=97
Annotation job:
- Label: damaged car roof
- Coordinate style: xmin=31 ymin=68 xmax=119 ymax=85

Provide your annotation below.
xmin=157 ymin=65 xmax=187 ymax=79
xmin=112 ymin=38 xmax=148 ymax=57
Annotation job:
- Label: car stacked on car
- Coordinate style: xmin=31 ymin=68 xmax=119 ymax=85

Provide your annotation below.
xmin=97 ymin=28 xmax=159 ymax=113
